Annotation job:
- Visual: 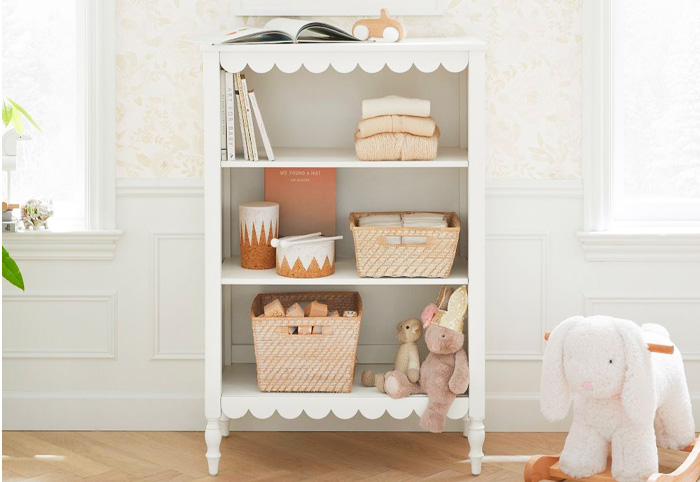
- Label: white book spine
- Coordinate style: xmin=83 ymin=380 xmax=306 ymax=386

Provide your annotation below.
xmin=241 ymin=77 xmax=259 ymax=161
xmin=248 ymin=91 xmax=274 ymax=161
xmin=219 ymin=70 xmax=227 ymax=161
xmin=234 ymin=73 xmax=252 ymax=161
xmin=224 ymin=72 xmax=236 ymax=161
xmin=235 ymin=92 xmax=248 ymax=161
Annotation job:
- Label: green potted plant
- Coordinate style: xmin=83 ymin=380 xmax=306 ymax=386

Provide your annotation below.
xmin=2 ymin=96 xmax=41 ymax=291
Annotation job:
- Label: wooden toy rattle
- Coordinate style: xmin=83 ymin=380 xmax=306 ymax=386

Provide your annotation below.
xmin=352 ymin=9 xmax=404 ymax=43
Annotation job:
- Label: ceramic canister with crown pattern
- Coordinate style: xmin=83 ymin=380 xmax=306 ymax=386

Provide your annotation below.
xmin=239 ymin=201 xmax=279 ymax=270
xmin=271 ymin=233 xmax=343 ymax=278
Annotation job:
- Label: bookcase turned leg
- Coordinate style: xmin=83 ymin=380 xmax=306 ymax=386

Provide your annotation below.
xmin=219 ymin=414 xmax=231 ymax=437
xmin=468 ymin=417 xmax=486 ymax=475
xmin=205 ymin=418 xmax=222 ymax=476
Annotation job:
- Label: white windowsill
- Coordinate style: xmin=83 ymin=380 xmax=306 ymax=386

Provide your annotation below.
xmin=2 ymin=230 xmax=122 ymax=260
xmin=578 ymin=231 xmax=700 ymax=261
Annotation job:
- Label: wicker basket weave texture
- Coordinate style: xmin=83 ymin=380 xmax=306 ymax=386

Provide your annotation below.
xmin=251 ymin=292 xmax=362 ymax=393
xmin=350 ymin=211 xmax=460 ymax=278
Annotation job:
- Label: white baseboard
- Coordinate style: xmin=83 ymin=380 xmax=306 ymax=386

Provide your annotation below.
xmin=5 ymin=392 xmax=698 ymax=432
xmin=2 ymin=391 xmax=204 ymax=431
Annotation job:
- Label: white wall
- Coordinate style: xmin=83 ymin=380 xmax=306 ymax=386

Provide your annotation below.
xmin=4 ymin=179 xmax=699 ymax=431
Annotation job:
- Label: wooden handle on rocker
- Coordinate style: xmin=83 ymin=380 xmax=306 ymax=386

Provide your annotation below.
xmin=543 ymin=331 xmax=674 ymax=354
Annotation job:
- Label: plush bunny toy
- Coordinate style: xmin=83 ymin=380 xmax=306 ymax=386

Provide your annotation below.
xmin=384 ymin=285 xmax=469 ymax=433
xmin=541 ymin=316 xmax=695 ymax=482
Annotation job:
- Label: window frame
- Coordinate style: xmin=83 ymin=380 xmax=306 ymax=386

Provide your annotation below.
xmin=3 ymin=0 xmax=120 ymax=260
xmin=580 ymin=0 xmax=700 ymax=260
xmin=83 ymin=0 xmax=116 ymax=231
xmin=584 ymin=0 xmax=700 ymax=232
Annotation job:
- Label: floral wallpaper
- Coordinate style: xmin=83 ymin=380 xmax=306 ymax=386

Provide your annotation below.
xmin=116 ymin=0 xmax=582 ymax=179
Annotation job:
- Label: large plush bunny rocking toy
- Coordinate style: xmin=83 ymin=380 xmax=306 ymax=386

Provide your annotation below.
xmin=384 ymin=285 xmax=469 ymax=433
xmin=541 ymin=316 xmax=695 ymax=482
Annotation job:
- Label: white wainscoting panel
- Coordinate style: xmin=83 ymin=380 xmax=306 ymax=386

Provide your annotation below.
xmin=4 ymin=178 xmax=699 ymax=431
xmin=485 ymin=233 xmax=549 ymax=360
xmin=2 ymin=292 xmax=117 ymax=359
xmin=152 ymin=232 xmax=205 ymax=360
xmin=584 ymin=295 xmax=700 ymax=360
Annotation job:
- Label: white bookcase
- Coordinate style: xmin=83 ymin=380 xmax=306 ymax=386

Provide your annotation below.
xmin=202 ymin=38 xmax=486 ymax=476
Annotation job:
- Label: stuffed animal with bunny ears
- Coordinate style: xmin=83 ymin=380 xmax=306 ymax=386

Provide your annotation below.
xmin=384 ymin=285 xmax=469 ymax=433
xmin=541 ymin=316 xmax=695 ymax=482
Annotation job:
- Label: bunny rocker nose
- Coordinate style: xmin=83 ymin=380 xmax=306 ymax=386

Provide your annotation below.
xmin=582 ymin=381 xmax=593 ymax=391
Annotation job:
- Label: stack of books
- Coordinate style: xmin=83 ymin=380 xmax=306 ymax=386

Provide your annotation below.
xmin=220 ymin=72 xmax=274 ymax=161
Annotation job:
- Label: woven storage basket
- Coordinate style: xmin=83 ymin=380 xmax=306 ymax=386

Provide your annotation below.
xmin=251 ymin=292 xmax=362 ymax=393
xmin=350 ymin=212 xmax=460 ymax=278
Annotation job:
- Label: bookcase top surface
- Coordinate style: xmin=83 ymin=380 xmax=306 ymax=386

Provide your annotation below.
xmin=208 ymin=37 xmax=486 ymax=74
xmin=203 ymin=37 xmax=486 ymax=52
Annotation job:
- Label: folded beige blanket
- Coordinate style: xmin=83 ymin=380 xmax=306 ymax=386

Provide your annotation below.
xmin=362 ymin=95 xmax=430 ymax=119
xmin=355 ymin=127 xmax=440 ymax=161
xmin=356 ymin=115 xmax=436 ymax=139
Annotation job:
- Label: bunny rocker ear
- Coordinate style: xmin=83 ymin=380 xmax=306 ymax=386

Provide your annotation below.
xmin=615 ymin=319 xmax=656 ymax=426
xmin=540 ymin=316 xmax=582 ymax=421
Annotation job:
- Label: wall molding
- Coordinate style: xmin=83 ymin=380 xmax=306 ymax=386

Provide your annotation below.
xmin=2 ymin=390 xmax=203 ymax=430
xmin=2 ymin=231 xmax=122 ymax=260
xmin=151 ymin=232 xmax=205 ymax=360
xmin=485 ymin=180 xmax=583 ymax=199
xmin=116 ymin=178 xmax=204 ymax=197
xmin=583 ymin=295 xmax=700 ymax=360
xmin=578 ymin=232 xmax=700 ymax=261
xmin=2 ymin=291 xmax=117 ymax=359
xmin=485 ymin=232 xmax=550 ymax=360
xmin=5 ymin=389 xmax=697 ymax=432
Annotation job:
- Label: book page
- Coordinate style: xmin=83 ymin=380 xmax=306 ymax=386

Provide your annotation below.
xmin=263 ymin=18 xmax=311 ymax=40
xmin=192 ymin=27 xmax=291 ymax=44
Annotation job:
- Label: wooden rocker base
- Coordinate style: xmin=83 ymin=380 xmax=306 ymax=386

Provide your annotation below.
xmin=524 ymin=438 xmax=699 ymax=482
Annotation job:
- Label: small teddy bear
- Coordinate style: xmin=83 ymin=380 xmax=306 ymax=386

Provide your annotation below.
xmin=384 ymin=285 xmax=469 ymax=433
xmin=362 ymin=318 xmax=422 ymax=392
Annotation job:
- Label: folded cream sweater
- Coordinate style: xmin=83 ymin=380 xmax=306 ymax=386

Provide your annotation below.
xmin=361 ymin=95 xmax=430 ymax=119
xmin=355 ymin=127 xmax=440 ymax=161
xmin=356 ymin=115 xmax=436 ymax=139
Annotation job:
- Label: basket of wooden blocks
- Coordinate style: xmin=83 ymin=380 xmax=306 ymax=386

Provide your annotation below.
xmin=251 ymin=291 xmax=363 ymax=393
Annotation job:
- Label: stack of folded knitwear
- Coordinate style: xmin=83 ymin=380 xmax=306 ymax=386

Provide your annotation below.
xmin=355 ymin=95 xmax=440 ymax=161
xmin=358 ymin=212 xmax=447 ymax=244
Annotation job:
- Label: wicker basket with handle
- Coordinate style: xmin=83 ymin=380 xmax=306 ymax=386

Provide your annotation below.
xmin=251 ymin=291 xmax=362 ymax=393
xmin=350 ymin=211 xmax=460 ymax=278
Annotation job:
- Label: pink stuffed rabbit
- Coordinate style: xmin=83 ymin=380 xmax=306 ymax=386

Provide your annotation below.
xmin=384 ymin=285 xmax=470 ymax=433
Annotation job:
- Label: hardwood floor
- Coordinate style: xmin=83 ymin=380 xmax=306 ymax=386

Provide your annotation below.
xmin=1 ymin=432 xmax=693 ymax=481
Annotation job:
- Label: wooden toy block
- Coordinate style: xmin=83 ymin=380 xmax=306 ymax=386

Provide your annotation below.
xmin=298 ymin=325 xmax=313 ymax=335
xmin=286 ymin=302 xmax=305 ymax=318
xmin=263 ymin=299 xmax=285 ymax=317
xmin=304 ymin=300 xmax=328 ymax=318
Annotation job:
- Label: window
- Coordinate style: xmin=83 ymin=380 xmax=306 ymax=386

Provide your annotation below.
xmin=2 ymin=0 xmax=115 ymax=231
xmin=585 ymin=0 xmax=700 ymax=231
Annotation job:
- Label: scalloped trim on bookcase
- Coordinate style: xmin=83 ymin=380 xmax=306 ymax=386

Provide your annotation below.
xmin=222 ymin=399 xmax=470 ymax=421
xmin=219 ymin=52 xmax=470 ymax=74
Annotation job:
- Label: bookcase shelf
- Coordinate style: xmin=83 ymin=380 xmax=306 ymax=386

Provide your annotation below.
xmin=221 ymin=147 xmax=468 ymax=168
xmin=222 ymin=364 xmax=469 ymax=421
xmin=202 ymin=37 xmax=486 ymax=477
xmin=221 ymin=256 xmax=469 ymax=286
